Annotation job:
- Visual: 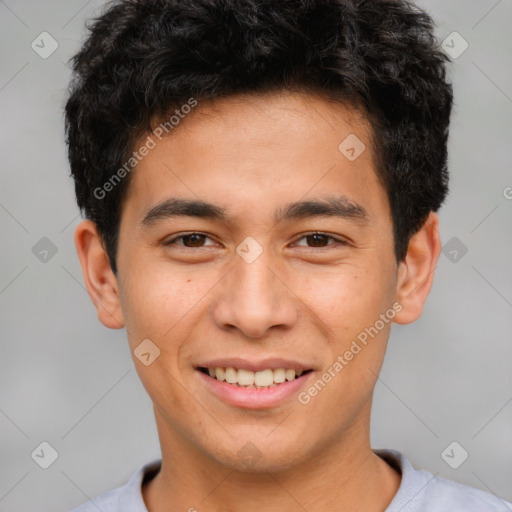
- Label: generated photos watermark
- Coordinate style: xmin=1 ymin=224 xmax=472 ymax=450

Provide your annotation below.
xmin=298 ymin=301 xmax=403 ymax=405
xmin=93 ymin=97 xmax=198 ymax=200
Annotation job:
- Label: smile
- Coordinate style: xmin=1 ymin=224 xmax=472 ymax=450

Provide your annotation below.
xmin=198 ymin=366 xmax=312 ymax=388
xmin=196 ymin=363 xmax=315 ymax=409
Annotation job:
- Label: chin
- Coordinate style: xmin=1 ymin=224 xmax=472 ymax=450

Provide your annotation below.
xmin=204 ymin=432 xmax=314 ymax=474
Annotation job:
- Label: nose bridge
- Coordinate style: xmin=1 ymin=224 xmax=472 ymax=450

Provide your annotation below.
xmin=213 ymin=247 xmax=297 ymax=338
xmin=235 ymin=251 xmax=277 ymax=303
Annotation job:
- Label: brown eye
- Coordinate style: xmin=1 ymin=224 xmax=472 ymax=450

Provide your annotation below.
xmin=294 ymin=232 xmax=345 ymax=248
xmin=306 ymin=234 xmax=330 ymax=247
xmin=181 ymin=234 xmax=206 ymax=247
xmin=165 ymin=233 xmax=215 ymax=248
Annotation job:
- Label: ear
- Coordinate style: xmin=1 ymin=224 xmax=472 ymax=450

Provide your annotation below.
xmin=74 ymin=220 xmax=125 ymax=329
xmin=393 ymin=212 xmax=441 ymax=324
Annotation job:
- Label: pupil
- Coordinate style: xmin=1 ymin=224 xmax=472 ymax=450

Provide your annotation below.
xmin=308 ymin=234 xmax=327 ymax=247
xmin=185 ymin=234 xmax=204 ymax=247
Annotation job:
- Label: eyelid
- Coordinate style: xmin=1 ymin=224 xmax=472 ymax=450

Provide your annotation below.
xmin=164 ymin=231 xmax=348 ymax=249
xmin=292 ymin=232 xmax=348 ymax=248
xmin=164 ymin=232 xmax=218 ymax=246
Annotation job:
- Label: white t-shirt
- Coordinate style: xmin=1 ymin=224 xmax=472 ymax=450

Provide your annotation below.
xmin=69 ymin=449 xmax=511 ymax=511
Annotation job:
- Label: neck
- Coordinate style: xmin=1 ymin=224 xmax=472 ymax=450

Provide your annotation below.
xmin=142 ymin=406 xmax=401 ymax=512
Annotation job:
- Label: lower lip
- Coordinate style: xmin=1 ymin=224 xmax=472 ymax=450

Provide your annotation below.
xmin=197 ymin=370 xmax=313 ymax=409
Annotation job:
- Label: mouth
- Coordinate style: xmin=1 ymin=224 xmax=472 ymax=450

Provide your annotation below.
xmin=194 ymin=358 xmax=316 ymax=408
xmin=197 ymin=366 xmax=314 ymax=389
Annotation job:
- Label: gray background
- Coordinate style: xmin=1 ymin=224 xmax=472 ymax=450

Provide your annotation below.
xmin=1 ymin=1 xmax=511 ymax=510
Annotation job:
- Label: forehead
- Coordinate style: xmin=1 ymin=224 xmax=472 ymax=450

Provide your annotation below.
xmin=120 ymin=90 xmax=389 ymax=227
xmin=162 ymin=91 xmax=373 ymax=164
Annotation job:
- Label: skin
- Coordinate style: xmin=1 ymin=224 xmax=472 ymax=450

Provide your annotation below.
xmin=75 ymin=90 xmax=441 ymax=512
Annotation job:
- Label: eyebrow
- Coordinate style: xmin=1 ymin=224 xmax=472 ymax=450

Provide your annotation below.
xmin=141 ymin=196 xmax=369 ymax=227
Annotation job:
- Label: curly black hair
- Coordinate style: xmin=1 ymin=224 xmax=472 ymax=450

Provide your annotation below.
xmin=65 ymin=0 xmax=453 ymax=274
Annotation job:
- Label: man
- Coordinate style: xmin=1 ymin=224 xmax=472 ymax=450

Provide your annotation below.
xmin=65 ymin=0 xmax=511 ymax=510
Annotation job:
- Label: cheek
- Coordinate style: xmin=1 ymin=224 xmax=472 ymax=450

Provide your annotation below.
xmin=298 ymin=263 xmax=393 ymax=332
xmin=295 ymin=259 xmax=397 ymax=398
xmin=118 ymin=263 xmax=200 ymax=348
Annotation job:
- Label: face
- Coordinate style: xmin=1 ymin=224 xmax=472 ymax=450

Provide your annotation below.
xmin=82 ymin=90 xmax=429 ymax=472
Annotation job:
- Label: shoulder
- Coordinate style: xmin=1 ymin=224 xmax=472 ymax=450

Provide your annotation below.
xmin=68 ymin=459 xmax=162 ymax=512
xmin=69 ymin=485 xmax=123 ymax=512
xmin=375 ymin=449 xmax=512 ymax=512
xmin=421 ymin=473 xmax=511 ymax=511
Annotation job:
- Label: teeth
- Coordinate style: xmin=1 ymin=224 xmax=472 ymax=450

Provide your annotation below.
xmin=273 ymin=368 xmax=286 ymax=383
xmin=237 ymin=368 xmax=255 ymax=386
xmin=215 ymin=367 xmax=226 ymax=382
xmin=204 ymin=367 xmax=306 ymax=387
xmin=225 ymin=367 xmax=238 ymax=384
xmin=285 ymin=369 xmax=296 ymax=381
xmin=255 ymin=369 xmax=274 ymax=387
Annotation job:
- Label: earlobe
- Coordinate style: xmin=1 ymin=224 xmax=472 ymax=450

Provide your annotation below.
xmin=393 ymin=212 xmax=441 ymax=325
xmin=74 ymin=220 xmax=125 ymax=329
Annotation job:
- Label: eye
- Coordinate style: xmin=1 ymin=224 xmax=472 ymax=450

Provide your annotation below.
xmin=293 ymin=232 xmax=347 ymax=248
xmin=164 ymin=232 xmax=217 ymax=248
xmin=163 ymin=232 xmax=347 ymax=250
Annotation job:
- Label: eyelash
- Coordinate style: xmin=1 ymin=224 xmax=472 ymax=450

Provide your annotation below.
xmin=164 ymin=232 xmax=348 ymax=249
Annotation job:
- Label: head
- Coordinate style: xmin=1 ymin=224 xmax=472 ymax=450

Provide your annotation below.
xmin=66 ymin=0 xmax=452 ymax=472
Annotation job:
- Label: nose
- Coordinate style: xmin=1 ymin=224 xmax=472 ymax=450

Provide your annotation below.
xmin=212 ymin=251 xmax=298 ymax=339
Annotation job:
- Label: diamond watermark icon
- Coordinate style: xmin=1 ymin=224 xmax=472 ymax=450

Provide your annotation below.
xmin=237 ymin=441 xmax=263 ymax=469
xmin=31 ymin=32 xmax=59 ymax=59
xmin=236 ymin=236 xmax=263 ymax=264
xmin=32 ymin=237 xmax=58 ymax=263
xmin=31 ymin=441 xmax=59 ymax=469
xmin=442 ymin=236 xmax=468 ymax=263
xmin=338 ymin=134 xmax=366 ymax=161
xmin=134 ymin=339 xmax=161 ymax=366
xmin=442 ymin=32 xmax=468 ymax=59
xmin=441 ymin=441 xmax=469 ymax=469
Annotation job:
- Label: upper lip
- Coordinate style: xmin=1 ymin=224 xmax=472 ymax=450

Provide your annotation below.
xmin=195 ymin=358 xmax=314 ymax=372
